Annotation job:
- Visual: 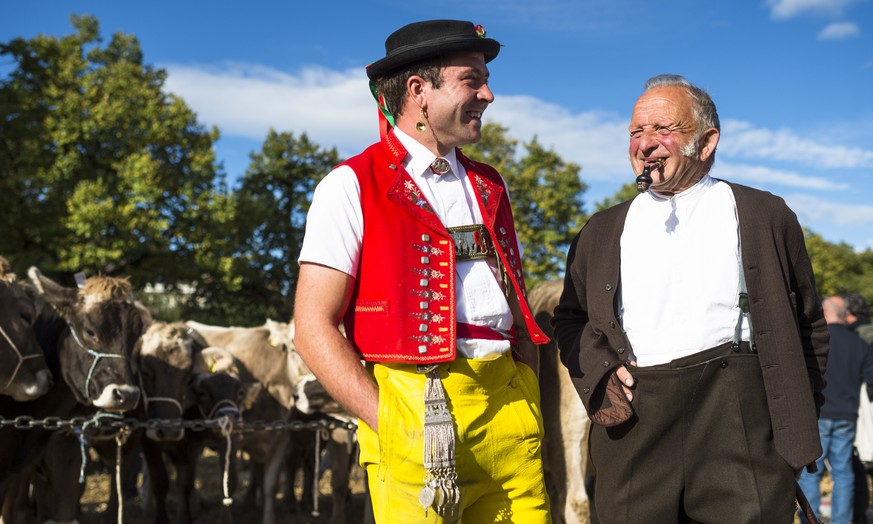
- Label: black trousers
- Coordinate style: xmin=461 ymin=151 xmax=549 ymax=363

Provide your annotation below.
xmin=589 ymin=342 xmax=796 ymax=524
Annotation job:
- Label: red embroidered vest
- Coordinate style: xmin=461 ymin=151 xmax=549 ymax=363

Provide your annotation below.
xmin=342 ymin=131 xmax=549 ymax=363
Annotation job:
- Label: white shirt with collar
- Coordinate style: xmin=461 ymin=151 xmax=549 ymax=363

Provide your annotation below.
xmin=619 ymin=174 xmax=749 ymax=366
xmin=299 ymin=128 xmax=514 ymax=358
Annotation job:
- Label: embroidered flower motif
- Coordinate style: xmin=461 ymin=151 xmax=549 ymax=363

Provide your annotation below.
xmin=432 ymin=335 xmax=447 ymax=345
xmin=473 ymin=175 xmax=491 ymax=206
xmin=429 ymin=247 xmax=445 ymax=256
xmin=474 ymin=24 xmax=486 ymax=38
xmin=432 ymin=314 xmax=445 ymax=323
xmin=403 ymin=180 xmax=432 ymax=211
xmin=429 ymin=269 xmax=446 ymax=279
xmin=432 ymin=292 xmax=446 ymax=301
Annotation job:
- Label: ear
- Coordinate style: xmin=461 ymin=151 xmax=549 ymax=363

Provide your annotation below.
xmin=193 ymin=346 xmax=238 ymax=376
xmin=406 ymin=75 xmax=427 ymax=109
xmin=27 ymin=267 xmax=78 ymax=320
xmin=698 ymin=127 xmax=719 ymax=162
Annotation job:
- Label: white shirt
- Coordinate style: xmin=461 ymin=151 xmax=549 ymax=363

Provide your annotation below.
xmin=298 ymin=128 xmax=514 ymax=358
xmin=619 ymin=175 xmax=749 ymax=366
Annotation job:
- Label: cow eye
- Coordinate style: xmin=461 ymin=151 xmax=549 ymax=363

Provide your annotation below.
xmin=83 ymin=327 xmax=97 ymax=339
xmin=20 ymin=312 xmax=33 ymax=324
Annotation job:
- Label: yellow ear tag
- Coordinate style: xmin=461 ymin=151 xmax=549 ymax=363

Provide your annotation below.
xmin=269 ymin=335 xmax=279 ymax=347
xmin=210 ymin=361 xmax=217 ymax=373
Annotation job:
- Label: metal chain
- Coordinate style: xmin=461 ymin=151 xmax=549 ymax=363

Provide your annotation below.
xmin=0 ymin=415 xmax=356 ymax=434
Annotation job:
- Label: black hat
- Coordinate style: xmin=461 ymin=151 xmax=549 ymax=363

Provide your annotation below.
xmin=366 ymin=20 xmax=501 ymax=80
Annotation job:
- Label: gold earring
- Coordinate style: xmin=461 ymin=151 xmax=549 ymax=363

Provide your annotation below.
xmin=416 ymin=107 xmax=426 ymax=131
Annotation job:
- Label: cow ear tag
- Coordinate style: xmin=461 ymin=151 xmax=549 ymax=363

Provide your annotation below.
xmin=74 ymin=272 xmax=87 ymax=289
xmin=210 ymin=361 xmax=218 ymax=373
xmin=269 ymin=335 xmax=279 ymax=347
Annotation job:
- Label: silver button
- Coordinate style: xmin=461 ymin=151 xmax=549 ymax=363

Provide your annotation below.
xmin=418 ymin=345 xmax=428 ymax=354
xmin=421 ymin=256 xmax=430 ymax=264
xmin=420 ymin=302 xmax=429 ymax=309
xmin=499 ymin=227 xmax=506 ymax=235
xmin=420 ymin=279 xmax=429 ymax=287
xmin=419 ymin=324 xmax=429 ymax=333
xmin=422 ymin=234 xmax=431 ymax=242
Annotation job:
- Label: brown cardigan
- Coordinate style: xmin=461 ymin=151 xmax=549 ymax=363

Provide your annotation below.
xmin=552 ymin=181 xmax=829 ymax=470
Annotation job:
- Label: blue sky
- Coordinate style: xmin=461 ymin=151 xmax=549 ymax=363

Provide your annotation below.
xmin=4 ymin=0 xmax=873 ymax=250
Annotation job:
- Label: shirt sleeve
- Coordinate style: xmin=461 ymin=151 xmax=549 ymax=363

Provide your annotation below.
xmin=297 ymin=165 xmax=363 ymax=277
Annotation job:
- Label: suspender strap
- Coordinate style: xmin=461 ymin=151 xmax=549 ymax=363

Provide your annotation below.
xmin=732 ymin=232 xmax=756 ymax=352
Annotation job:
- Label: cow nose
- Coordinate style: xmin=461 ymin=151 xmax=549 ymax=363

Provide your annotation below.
xmin=93 ymin=384 xmax=141 ymax=411
xmin=31 ymin=369 xmax=54 ymax=396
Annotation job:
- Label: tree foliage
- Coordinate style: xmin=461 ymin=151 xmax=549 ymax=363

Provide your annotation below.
xmin=187 ymin=130 xmax=338 ymax=325
xmin=463 ymin=123 xmax=588 ymax=287
xmin=0 ymin=15 xmax=223 ymax=290
xmin=804 ymin=229 xmax=873 ymax=302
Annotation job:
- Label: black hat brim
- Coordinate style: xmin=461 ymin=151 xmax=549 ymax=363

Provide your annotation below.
xmin=366 ymin=37 xmax=500 ymax=80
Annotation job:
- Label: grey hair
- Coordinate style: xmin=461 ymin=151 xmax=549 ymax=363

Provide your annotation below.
xmin=643 ymin=74 xmax=720 ymax=170
xmin=844 ymin=291 xmax=870 ymax=318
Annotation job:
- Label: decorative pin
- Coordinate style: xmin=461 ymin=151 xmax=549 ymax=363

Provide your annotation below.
xmin=430 ymin=158 xmax=450 ymax=175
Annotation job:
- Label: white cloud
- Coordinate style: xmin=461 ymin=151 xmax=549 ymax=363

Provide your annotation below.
xmin=163 ymin=62 xmax=376 ymax=157
xmin=721 ymin=120 xmax=873 ymax=169
xmin=487 ymin=95 xmax=631 ymax=180
xmin=711 ymin=161 xmax=850 ymax=190
xmin=785 ymin=193 xmax=873 ymax=250
xmin=162 ymin=62 xmax=870 ymax=192
xmin=818 ymin=21 xmax=861 ymax=39
xmin=766 ymin=0 xmax=859 ymax=19
xmin=787 ymin=193 xmax=873 ymax=225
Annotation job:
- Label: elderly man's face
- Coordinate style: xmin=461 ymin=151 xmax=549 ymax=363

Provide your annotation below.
xmin=628 ymin=85 xmax=717 ymax=196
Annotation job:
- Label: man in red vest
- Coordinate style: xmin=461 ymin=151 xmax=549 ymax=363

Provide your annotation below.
xmin=294 ymin=19 xmax=551 ymax=523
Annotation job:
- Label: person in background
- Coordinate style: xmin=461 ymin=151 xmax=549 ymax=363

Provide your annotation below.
xmin=845 ymin=292 xmax=873 ymax=345
xmin=552 ymin=73 xmax=829 ymax=523
xmin=799 ymin=295 xmax=873 ymax=524
xmin=293 ymin=19 xmax=551 ymax=523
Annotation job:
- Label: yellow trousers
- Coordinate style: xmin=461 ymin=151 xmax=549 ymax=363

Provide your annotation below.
xmin=358 ymin=352 xmax=551 ymax=523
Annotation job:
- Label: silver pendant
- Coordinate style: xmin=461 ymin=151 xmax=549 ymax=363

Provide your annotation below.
xmin=418 ymin=485 xmax=435 ymax=508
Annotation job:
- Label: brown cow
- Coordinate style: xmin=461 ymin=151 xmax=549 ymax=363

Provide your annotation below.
xmin=0 ymin=262 xmax=52 ymax=401
xmin=0 ymin=269 xmax=148 ymax=520
xmin=185 ymin=320 xmax=307 ymax=409
xmin=135 ymin=321 xmax=207 ymax=442
xmin=27 ymin=267 xmax=144 ymax=411
xmin=529 ymin=279 xmax=592 ymax=524
xmin=142 ymin=346 xmax=244 ymax=524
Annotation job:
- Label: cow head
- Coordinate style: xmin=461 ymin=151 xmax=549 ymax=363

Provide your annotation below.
xmin=189 ymin=347 xmax=245 ymax=423
xmin=134 ymin=321 xmax=199 ymax=441
xmin=0 ymin=269 xmax=53 ymax=401
xmin=263 ymin=319 xmax=311 ymax=409
xmin=293 ymin=373 xmax=343 ymax=416
xmin=28 ymin=267 xmax=145 ymax=412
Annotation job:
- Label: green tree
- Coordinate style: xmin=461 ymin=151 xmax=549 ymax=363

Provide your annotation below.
xmin=463 ymin=123 xmax=588 ymax=287
xmin=186 ymin=130 xmax=339 ymax=325
xmin=804 ymin=229 xmax=873 ymax=303
xmin=595 ymin=182 xmax=639 ymax=212
xmin=0 ymin=15 xmax=224 ymax=289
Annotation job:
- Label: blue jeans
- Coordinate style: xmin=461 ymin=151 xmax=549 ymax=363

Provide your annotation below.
xmin=798 ymin=418 xmax=857 ymax=524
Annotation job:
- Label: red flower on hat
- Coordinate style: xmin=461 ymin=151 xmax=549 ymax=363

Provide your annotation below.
xmin=474 ymin=24 xmax=486 ymax=38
